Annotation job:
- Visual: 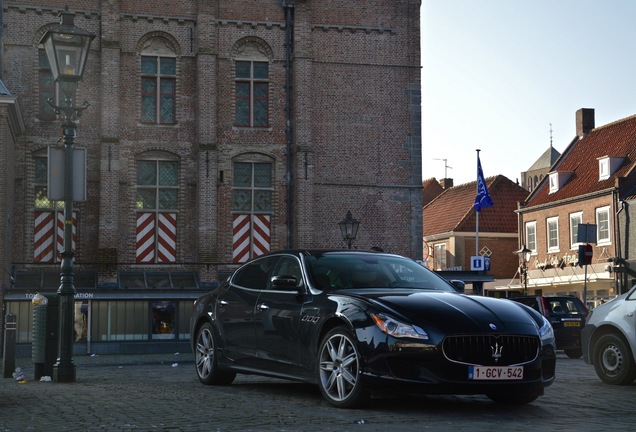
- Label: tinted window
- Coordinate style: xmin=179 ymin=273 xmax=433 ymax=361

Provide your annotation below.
xmin=304 ymin=252 xmax=455 ymax=292
xmin=232 ymin=256 xmax=278 ymax=289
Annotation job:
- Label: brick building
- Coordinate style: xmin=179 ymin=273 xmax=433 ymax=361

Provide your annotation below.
xmin=513 ymin=108 xmax=636 ymax=307
xmin=423 ymin=175 xmax=528 ymax=293
xmin=0 ymin=1 xmax=422 ymax=355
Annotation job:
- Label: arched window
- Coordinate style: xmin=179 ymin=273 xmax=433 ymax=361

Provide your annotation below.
xmin=233 ymin=38 xmax=272 ymax=128
xmin=231 ymin=154 xmax=274 ymax=263
xmin=33 ymin=150 xmax=77 ymax=263
xmin=140 ymin=36 xmax=177 ymax=124
xmin=135 ymin=151 xmax=180 ymax=263
xmin=38 ymin=49 xmax=57 ymax=121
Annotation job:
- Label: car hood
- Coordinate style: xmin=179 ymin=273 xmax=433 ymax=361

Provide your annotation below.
xmin=346 ymin=290 xmax=539 ymax=336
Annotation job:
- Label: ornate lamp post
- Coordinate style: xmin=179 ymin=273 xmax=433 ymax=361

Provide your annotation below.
xmin=338 ymin=211 xmax=360 ymax=249
xmin=40 ymin=7 xmax=95 ymax=383
xmin=515 ymin=245 xmax=532 ymax=295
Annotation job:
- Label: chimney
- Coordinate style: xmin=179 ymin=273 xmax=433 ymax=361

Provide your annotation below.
xmin=440 ymin=178 xmax=454 ymax=189
xmin=576 ymin=108 xmax=595 ymax=137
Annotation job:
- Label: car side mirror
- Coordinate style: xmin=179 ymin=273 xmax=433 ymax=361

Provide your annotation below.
xmin=450 ymin=280 xmax=465 ymax=293
xmin=271 ymin=275 xmax=301 ymax=291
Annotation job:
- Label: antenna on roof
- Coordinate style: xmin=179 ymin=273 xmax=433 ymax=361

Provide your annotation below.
xmin=433 ymin=158 xmax=452 ymax=179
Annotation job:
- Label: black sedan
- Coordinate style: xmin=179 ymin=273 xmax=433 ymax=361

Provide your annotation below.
xmin=190 ymin=250 xmax=556 ymax=408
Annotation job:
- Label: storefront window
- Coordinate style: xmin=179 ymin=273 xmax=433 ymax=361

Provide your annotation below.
xmin=151 ymin=301 xmax=176 ymax=340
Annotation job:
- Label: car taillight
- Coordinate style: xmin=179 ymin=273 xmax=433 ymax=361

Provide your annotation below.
xmin=540 ymin=297 xmax=551 ymax=318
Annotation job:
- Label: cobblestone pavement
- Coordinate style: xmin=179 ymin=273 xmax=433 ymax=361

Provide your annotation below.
xmin=1 ymin=352 xmax=634 ymax=431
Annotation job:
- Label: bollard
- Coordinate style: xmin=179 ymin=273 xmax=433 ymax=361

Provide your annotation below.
xmin=3 ymin=313 xmax=17 ymax=378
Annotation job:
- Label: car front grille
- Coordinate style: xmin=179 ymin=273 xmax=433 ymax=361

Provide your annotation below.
xmin=442 ymin=335 xmax=540 ymax=366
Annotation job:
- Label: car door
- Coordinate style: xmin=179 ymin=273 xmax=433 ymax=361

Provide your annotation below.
xmin=215 ymin=256 xmax=277 ymax=365
xmin=254 ymin=254 xmax=306 ymax=374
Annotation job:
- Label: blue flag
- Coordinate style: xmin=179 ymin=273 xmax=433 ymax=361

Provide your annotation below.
xmin=474 ymin=155 xmax=494 ymax=212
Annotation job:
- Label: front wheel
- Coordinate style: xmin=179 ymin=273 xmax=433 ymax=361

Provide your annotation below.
xmin=317 ymin=327 xmax=368 ymax=408
xmin=195 ymin=322 xmax=236 ymax=385
xmin=593 ymin=333 xmax=636 ymax=385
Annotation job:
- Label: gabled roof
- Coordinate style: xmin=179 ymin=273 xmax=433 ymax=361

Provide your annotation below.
xmin=526 ymin=114 xmax=636 ymax=207
xmin=423 ymin=175 xmax=528 ymax=236
xmin=422 ymin=177 xmax=444 ymax=206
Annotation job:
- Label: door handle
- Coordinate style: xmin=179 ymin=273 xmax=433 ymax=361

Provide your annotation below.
xmin=218 ymin=300 xmax=229 ymax=306
xmin=258 ymin=304 xmax=269 ymax=311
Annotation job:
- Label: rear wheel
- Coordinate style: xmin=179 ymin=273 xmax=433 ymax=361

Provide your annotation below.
xmin=317 ymin=327 xmax=368 ymax=408
xmin=195 ymin=322 xmax=236 ymax=385
xmin=593 ymin=333 xmax=636 ymax=385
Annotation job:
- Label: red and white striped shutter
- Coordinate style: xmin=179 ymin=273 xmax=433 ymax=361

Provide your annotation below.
xmin=251 ymin=214 xmax=270 ymax=257
xmin=232 ymin=214 xmax=250 ymax=263
xmin=232 ymin=214 xmax=271 ymax=263
xmin=34 ymin=211 xmax=55 ymax=263
xmin=55 ymin=211 xmax=78 ymax=260
xmin=156 ymin=212 xmax=177 ymax=263
xmin=136 ymin=212 xmax=156 ymax=263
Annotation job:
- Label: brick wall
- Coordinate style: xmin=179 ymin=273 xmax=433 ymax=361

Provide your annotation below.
xmin=2 ymin=0 xmax=422 ymax=285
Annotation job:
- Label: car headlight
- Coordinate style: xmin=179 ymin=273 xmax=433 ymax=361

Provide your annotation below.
xmin=538 ymin=315 xmax=555 ymax=345
xmin=371 ymin=313 xmax=429 ymax=340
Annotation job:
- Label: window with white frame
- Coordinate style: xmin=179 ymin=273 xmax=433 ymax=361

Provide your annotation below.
xmin=549 ymin=173 xmax=558 ymax=193
xmin=547 ymin=217 xmax=559 ymax=252
xmin=433 ymin=243 xmax=447 ymax=270
xmin=569 ymin=212 xmax=582 ymax=249
xmin=525 ymin=221 xmax=537 ymax=253
xmin=599 ymin=158 xmax=610 ymax=180
xmin=596 ymin=206 xmax=610 ymax=245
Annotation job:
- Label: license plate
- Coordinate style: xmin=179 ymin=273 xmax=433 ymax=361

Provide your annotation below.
xmin=468 ymin=366 xmax=523 ymax=380
xmin=564 ymin=321 xmax=580 ymax=327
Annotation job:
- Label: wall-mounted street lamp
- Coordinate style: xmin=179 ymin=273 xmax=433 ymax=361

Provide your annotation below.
xmin=515 ymin=245 xmax=532 ymax=295
xmin=338 ymin=211 xmax=360 ymax=249
xmin=40 ymin=7 xmax=95 ymax=383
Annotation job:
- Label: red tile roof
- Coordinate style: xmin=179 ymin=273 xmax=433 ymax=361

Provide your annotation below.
xmin=526 ymin=114 xmax=636 ymax=207
xmin=423 ymin=175 xmax=528 ymax=236
xmin=422 ymin=177 xmax=444 ymax=206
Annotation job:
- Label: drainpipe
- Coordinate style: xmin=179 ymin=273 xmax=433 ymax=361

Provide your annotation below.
xmin=0 ymin=0 xmax=4 ymax=80
xmin=282 ymin=0 xmax=295 ymax=249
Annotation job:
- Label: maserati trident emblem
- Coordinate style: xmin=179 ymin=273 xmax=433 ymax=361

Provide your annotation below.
xmin=491 ymin=342 xmax=503 ymax=363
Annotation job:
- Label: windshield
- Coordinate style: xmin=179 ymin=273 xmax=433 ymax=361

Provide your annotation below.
xmin=303 ymin=252 xmax=455 ymax=293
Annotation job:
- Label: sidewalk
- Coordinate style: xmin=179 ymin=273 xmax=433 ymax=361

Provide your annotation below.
xmin=2 ymin=351 xmax=194 ymax=380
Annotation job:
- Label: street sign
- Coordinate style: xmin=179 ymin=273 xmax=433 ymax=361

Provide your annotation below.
xmin=47 ymin=146 xmax=87 ymax=202
xmin=577 ymin=223 xmax=597 ymax=244
xmin=471 ymin=256 xmax=484 ymax=271
xmin=577 ymin=244 xmax=593 ymax=266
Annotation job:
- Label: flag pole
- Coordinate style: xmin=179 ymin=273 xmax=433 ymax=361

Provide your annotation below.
xmin=475 ymin=149 xmax=480 ymax=257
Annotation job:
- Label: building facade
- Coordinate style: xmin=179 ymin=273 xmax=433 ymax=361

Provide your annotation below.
xmin=422 ymin=175 xmax=528 ymax=293
xmin=0 ymin=0 xmax=422 ymax=355
xmin=513 ymin=109 xmax=636 ymax=307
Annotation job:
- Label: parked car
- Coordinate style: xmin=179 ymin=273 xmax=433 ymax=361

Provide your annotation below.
xmin=191 ymin=250 xmax=556 ymax=407
xmin=582 ymin=286 xmax=636 ymax=385
xmin=508 ymin=295 xmax=588 ymax=358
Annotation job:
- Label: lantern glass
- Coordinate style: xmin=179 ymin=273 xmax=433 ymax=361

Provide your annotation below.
xmin=339 ymin=211 xmax=360 ymax=240
xmin=40 ymin=9 xmax=95 ymax=83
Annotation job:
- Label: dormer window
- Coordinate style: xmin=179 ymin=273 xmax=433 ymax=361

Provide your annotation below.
xmin=598 ymin=156 xmax=624 ymax=181
xmin=549 ymin=173 xmax=558 ymax=193
xmin=548 ymin=171 xmax=573 ymax=194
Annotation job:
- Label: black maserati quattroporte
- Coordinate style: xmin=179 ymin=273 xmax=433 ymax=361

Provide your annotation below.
xmin=190 ymin=250 xmax=556 ymax=407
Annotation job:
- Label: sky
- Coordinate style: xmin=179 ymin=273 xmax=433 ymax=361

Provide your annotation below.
xmin=421 ymin=0 xmax=636 ymax=187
